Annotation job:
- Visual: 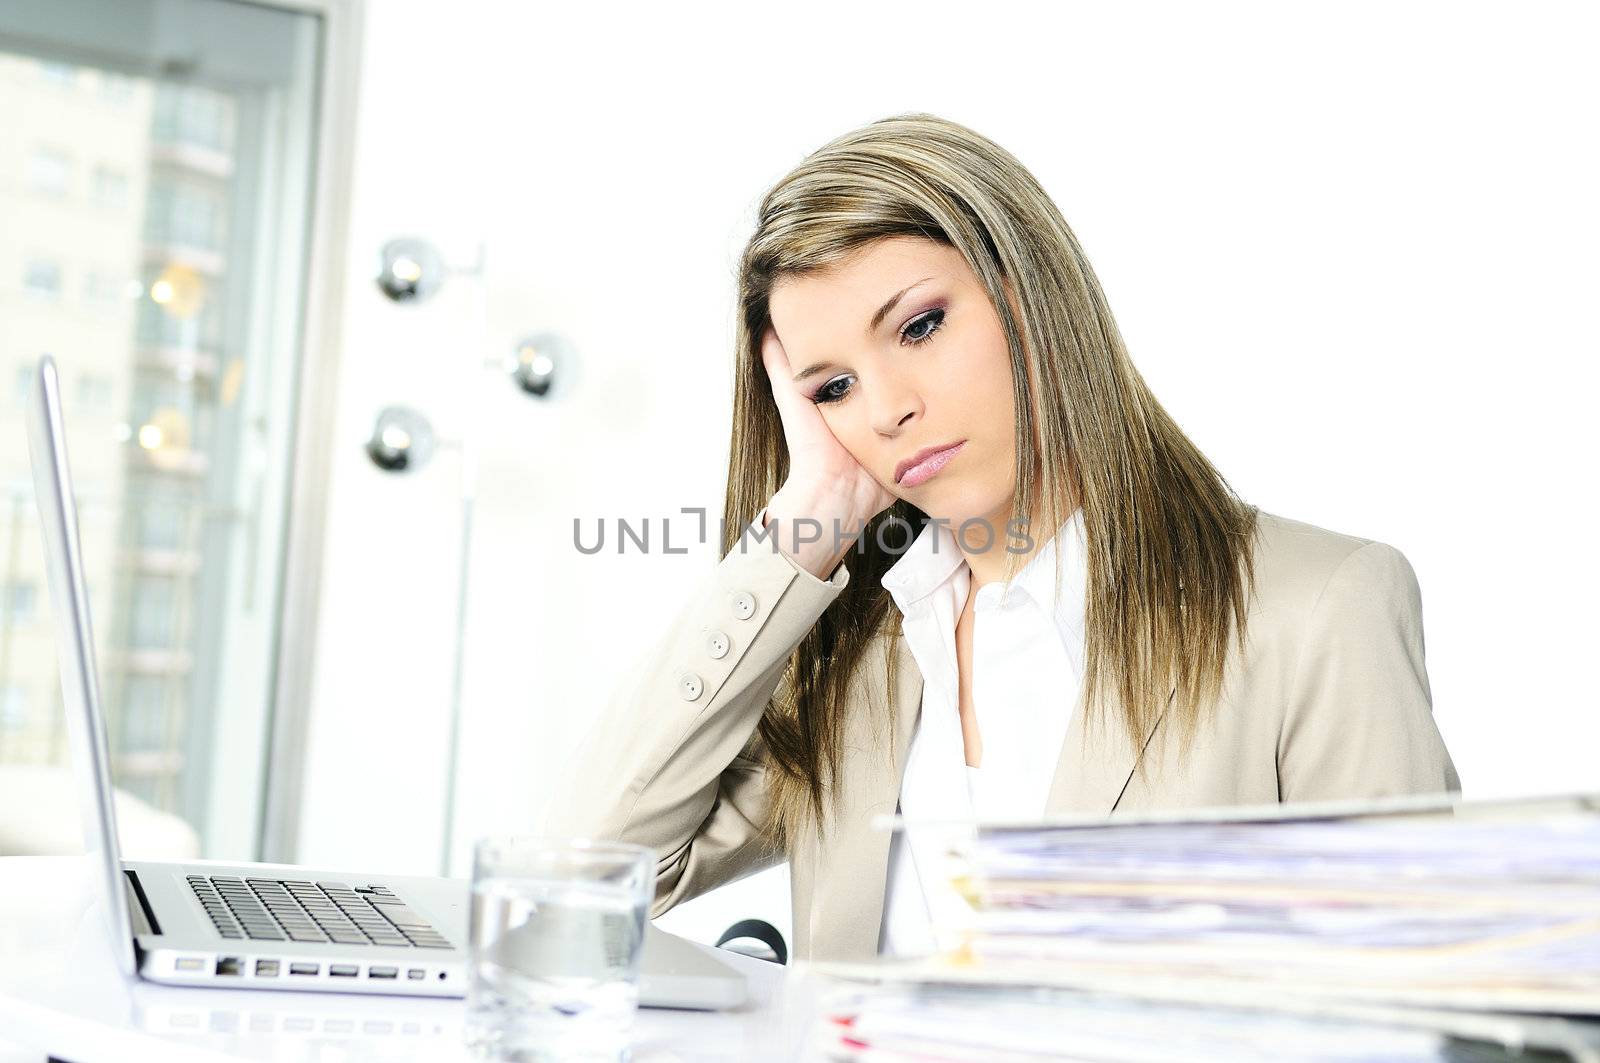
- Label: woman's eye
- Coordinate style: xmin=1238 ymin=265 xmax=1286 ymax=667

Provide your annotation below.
xmin=812 ymin=375 xmax=853 ymax=405
xmin=900 ymin=307 xmax=946 ymax=346
xmin=810 ymin=309 xmax=944 ymax=406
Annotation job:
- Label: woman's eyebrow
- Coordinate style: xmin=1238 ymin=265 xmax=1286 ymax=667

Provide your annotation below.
xmin=789 ymin=275 xmax=939 ymax=382
xmin=866 ymin=276 xmax=935 ymax=338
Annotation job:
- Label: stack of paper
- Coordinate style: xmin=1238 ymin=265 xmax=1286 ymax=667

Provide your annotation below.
xmin=807 ymin=977 xmax=1597 ymax=1062
xmin=917 ymin=790 xmax=1600 ymax=1014
xmin=807 ymin=790 xmax=1600 ymax=1061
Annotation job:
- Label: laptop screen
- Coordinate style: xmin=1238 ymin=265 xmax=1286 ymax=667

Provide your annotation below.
xmin=24 ymin=353 xmax=139 ymax=978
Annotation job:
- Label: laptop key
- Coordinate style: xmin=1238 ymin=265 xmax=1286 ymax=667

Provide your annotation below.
xmin=372 ymin=903 xmax=429 ymax=927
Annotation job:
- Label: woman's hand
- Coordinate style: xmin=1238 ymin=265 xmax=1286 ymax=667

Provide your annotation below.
xmin=760 ymin=325 xmax=897 ymax=579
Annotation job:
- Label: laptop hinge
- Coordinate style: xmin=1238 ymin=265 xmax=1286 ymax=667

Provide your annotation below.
xmin=123 ymin=868 xmax=160 ymax=937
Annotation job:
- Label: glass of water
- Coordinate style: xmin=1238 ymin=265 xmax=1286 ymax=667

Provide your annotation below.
xmin=464 ymin=836 xmax=656 ymax=1062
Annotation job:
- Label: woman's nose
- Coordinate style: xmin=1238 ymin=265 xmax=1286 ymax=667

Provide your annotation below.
xmin=871 ymin=386 xmax=921 ymax=437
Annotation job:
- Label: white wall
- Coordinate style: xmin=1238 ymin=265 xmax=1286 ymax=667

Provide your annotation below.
xmin=293 ymin=0 xmax=1600 ymax=947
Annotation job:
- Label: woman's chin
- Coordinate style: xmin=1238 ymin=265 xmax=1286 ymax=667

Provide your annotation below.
xmin=914 ymin=487 xmax=1012 ymax=533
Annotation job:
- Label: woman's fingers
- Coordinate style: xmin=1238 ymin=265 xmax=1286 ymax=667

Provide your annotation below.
xmin=761 ymin=325 xmax=829 ymax=458
xmin=758 ymin=322 xmax=894 ymax=525
xmin=760 ymin=326 xmax=809 ymax=429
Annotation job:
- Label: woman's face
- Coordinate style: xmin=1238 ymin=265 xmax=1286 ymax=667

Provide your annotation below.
xmin=768 ymin=235 xmax=1021 ymax=533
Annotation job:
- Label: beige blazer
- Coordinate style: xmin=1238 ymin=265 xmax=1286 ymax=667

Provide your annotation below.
xmin=552 ymin=509 xmax=1461 ymax=964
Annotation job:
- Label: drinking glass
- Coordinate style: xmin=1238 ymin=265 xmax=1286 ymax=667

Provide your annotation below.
xmin=464 ymin=836 xmax=656 ymax=1062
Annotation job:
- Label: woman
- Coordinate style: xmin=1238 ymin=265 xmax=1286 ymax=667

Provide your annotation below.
xmin=552 ymin=112 xmax=1459 ymax=965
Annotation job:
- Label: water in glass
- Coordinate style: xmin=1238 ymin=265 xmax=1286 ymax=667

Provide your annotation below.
xmin=465 ymin=838 xmax=652 ymax=1062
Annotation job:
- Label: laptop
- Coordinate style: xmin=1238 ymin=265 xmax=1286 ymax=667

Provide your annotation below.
xmin=24 ymin=353 xmax=747 ymax=1008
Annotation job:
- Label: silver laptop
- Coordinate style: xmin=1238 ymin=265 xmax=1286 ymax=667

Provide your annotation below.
xmin=25 ymin=353 xmax=747 ymax=1008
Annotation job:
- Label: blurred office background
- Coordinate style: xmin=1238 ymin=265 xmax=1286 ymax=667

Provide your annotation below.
xmin=0 ymin=0 xmax=1595 ymax=952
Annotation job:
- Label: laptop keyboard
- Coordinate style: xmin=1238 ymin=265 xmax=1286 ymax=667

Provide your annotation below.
xmin=186 ymin=876 xmax=453 ymax=949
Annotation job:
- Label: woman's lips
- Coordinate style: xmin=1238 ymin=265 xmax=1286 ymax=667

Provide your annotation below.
xmin=897 ymin=440 xmax=966 ymax=488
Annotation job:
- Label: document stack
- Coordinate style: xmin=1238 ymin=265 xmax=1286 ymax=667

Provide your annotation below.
xmin=808 ymin=790 xmax=1600 ymax=1062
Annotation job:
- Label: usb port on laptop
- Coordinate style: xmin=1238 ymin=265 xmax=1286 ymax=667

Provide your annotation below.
xmin=329 ymin=964 xmax=358 ymax=978
xmin=289 ymin=962 xmax=319 ymax=976
xmin=368 ymin=966 xmax=398 ymax=979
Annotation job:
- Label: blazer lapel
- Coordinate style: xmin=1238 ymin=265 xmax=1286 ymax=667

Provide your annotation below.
xmin=1044 ymin=680 xmax=1174 ymax=816
xmin=804 ymin=635 xmax=924 ymax=962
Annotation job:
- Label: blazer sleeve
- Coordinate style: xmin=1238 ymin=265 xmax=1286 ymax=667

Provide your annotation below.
xmin=1277 ymin=540 xmax=1462 ymax=804
xmin=545 ymin=507 xmax=850 ymax=918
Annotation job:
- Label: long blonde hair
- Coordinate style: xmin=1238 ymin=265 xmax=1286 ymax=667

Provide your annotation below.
xmin=722 ymin=112 xmax=1260 ymax=848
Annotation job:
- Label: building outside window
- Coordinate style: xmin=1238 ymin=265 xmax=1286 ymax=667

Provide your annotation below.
xmin=0 ymin=1 xmax=324 ymax=860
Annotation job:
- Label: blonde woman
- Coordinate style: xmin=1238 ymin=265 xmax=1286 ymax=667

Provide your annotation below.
xmin=554 ymin=113 xmax=1459 ymax=965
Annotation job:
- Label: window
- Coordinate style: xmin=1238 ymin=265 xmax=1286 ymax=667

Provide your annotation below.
xmin=91 ymin=165 xmax=129 ymax=210
xmin=27 ymin=149 xmax=72 ymax=196
xmin=144 ymin=177 xmax=224 ymax=251
xmin=38 ymin=61 xmax=77 ymax=89
xmin=134 ymin=490 xmax=189 ymax=551
xmin=76 ymin=372 xmax=115 ymax=408
xmin=153 ymin=83 xmax=234 ymax=154
xmin=83 ymin=271 xmax=124 ymax=307
xmin=98 ymin=71 xmax=135 ymax=103
xmin=136 ymin=262 xmax=225 ymax=354
xmin=0 ymin=0 xmax=325 ymax=860
xmin=12 ymin=365 xmax=34 ymax=405
xmin=0 ymin=684 xmax=28 ymax=732
xmin=129 ymin=576 xmax=179 ymax=649
xmin=121 ymin=675 xmax=171 ymax=752
xmin=22 ymin=259 xmax=63 ymax=297
xmin=0 ymin=583 xmax=36 ymax=626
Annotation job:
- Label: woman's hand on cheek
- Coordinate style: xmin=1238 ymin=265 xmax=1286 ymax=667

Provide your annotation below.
xmin=760 ymin=325 xmax=895 ymax=578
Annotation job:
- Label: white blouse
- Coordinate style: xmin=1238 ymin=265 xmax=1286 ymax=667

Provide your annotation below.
xmin=876 ymin=506 xmax=1088 ymax=958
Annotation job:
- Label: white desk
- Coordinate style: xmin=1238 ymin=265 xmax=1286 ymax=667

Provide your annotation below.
xmin=0 ymin=856 xmax=823 ymax=1062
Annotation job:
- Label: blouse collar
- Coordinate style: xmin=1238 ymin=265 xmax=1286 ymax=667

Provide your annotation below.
xmin=881 ymin=505 xmax=1087 ymax=629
